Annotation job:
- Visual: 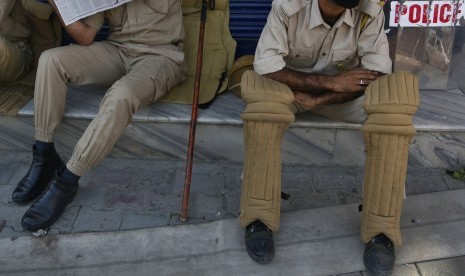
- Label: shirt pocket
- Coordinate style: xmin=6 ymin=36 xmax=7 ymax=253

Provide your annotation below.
xmin=143 ymin=0 xmax=181 ymax=15
xmin=332 ymin=49 xmax=357 ymax=72
xmin=285 ymin=46 xmax=316 ymax=68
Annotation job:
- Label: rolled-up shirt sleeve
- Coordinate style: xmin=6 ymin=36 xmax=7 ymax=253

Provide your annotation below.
xmin=358 ymin=11 xmax=392 ymax=74
xmin=253 ymin=1 xmax=289 ymax=75
xmin=82 ymin=12 xmax=105 ymax=32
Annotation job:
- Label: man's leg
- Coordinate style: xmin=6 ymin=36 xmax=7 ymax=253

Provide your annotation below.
xmin=12 ymin=42 xmax=124 ymax=205
xmin=240 ymin=70 xmax=295 ymax=263
xmin=0 ymin=37 xmax=33 ymax=82
xmin=34 ymin=42 xmax=125 ymax=142
xmin=66 ymin=54 xmax=183 ymax=175
xmin=361 ymin=71 xmax=419 ymax=275
xmin=21 ymin=53 xmax=184 ymax=231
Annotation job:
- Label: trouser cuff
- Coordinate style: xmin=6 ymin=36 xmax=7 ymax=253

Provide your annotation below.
xmin=35 ymin=130 xmax=55 ymax=143
xmin=66 ymin=156 xmax=88 ymax=176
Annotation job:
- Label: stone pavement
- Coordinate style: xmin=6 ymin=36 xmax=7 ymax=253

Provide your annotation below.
xmin=1 ymin=190 xmax=465 ymax=275
xmin=1 ymin=150 xmax=465 ymax=275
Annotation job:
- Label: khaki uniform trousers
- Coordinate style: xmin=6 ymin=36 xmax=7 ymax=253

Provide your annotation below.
xmin=0 ymin=37 xmax=33 ymax=82
xmin=34 ymin=41 xmax=184 ymax=176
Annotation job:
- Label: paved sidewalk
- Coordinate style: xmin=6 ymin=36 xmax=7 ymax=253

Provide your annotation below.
xmin=1 ymin=150 xmax=465 ymax=275
xmin=1 ymin=190 xmax=465 ymax=275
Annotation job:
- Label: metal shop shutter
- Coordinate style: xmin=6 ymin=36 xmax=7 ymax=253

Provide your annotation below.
xmin=229 ymin=0 xmax=272 ymax=58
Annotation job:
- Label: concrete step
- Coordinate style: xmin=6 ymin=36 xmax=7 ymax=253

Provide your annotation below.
xmin=0 ymin=86 xmax=464 ymax=168
xmin=2 ymin=152 xmax=461 ymax=240
xmin=1 ymin=189 xmax=465 ymax=275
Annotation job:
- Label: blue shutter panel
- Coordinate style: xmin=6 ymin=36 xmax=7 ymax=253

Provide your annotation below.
xmin=229 ymin=0 xmax=272 ymax=58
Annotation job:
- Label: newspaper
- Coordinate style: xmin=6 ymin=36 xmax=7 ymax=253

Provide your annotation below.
xmin=54 ymin=0 xmax=131 ymax=26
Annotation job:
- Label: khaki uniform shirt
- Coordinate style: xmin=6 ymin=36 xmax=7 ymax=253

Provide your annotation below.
xmin=0 ymin=0 xmax=30 ymax=41
xmin=84 ymin=0 xmax=184 ymax=65
xmin=254 ymin=0 xmax=392 ymax=75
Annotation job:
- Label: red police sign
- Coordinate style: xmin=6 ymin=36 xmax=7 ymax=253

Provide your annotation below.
xmin=389 ymin=0 xmax=464 ymax=27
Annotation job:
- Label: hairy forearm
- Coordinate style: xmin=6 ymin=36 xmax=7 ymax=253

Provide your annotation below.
xmin=294 ymin=90 xmax=363 ymax=110
xmin=313 ymin=91 xmax=363 ymax=106
xmin=268 ymin=67 xmax=382 ymax=110
xmin=264 ymin=67 xmax=383 ymax=95
xmin=264 ymin=68 xmax=336 ymax=94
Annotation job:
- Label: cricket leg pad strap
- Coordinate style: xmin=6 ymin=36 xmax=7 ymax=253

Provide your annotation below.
xmin=361 ymin=71 xmax=419 ymax=245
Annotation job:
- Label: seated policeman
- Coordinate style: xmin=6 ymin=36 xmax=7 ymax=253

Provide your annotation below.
xmin=0 ymin=0 xmax=53 ymax=82
xmin=11 ymin=0 xmax=185 ymax=232
xmin=239 ymin=0 xmax=419 ymax=274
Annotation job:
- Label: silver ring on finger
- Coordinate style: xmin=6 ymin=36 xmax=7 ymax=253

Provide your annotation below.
xmin=359 ymin=79 xmax=365 ymax=86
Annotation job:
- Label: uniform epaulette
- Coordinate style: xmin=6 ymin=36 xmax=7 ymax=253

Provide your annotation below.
xmin=278 ymin=0 xmax=311 ymax=17
xmin=355 ymin=0 xmax=384 ymax=18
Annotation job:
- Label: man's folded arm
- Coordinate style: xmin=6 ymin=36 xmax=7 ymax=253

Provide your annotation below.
xmin=263 ymin=68 xmax=382 ymax=109
xmin=264 ymin=68 xmax=336 ymax=94
xmin=47 ymin=0 xmax=101 ymax=46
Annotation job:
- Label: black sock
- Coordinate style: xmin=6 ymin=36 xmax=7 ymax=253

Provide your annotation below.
xmin=59 ymin=167 xmax=80 ymax=183
xmin=35 ymin=141 xmax=54 ymax=152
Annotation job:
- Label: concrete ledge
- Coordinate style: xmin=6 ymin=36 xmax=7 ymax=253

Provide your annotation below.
xmin=1 ymin=189 xmax=465 ymax=275
xmin=18 ymin=86 xmax=465 ymax=131
xmin=3 ymin=87 xmax=464 ymax=168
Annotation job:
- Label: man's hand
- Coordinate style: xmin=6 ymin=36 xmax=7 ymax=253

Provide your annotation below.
xmin=331 ymin=69 xmax=383 ymax=93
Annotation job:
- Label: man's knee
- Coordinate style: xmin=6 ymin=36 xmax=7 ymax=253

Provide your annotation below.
xmin=37 ymin=47 xmax=69 ymax=72
xmin=0 ymin=37 xmax=32 ymax=82
xmin=364 ymin=71 xmax=419 ymax=118
xmin=241 ymin=70 xmax=295 ymax=123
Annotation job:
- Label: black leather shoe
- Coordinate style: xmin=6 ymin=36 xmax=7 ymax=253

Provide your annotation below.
xmin=363 ymin=234 xmax=395 ymax=276
xmin=245 ymin=220 xmax=275 ymax=264
xmin=21 ymin=175 xmax=78 ymax=232
xmin=12 ymin=145 xmax=65 ymax=204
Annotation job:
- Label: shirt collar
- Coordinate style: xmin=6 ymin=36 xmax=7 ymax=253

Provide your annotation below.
xmin=308 ymin=0 xmax=355 ymax=30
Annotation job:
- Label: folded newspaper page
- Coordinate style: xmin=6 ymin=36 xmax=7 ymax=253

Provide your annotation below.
xmin=54 ymin=0 xmax=131 ymax=26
